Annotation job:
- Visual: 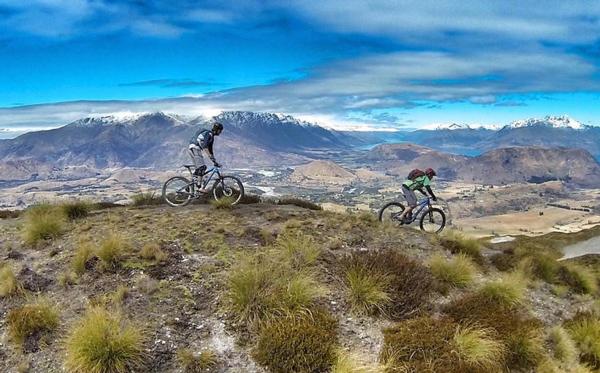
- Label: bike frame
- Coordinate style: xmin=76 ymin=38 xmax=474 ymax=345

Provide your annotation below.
xmin=404 ymin=198 xmax=431 ymax=223
xmin=196 ymin=166 xmax=222 ymax=189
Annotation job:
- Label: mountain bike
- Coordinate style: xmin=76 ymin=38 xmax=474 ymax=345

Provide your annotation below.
xmin=162 ymin=165 xmax=245 ymax=207
xmin=378 ymin=197 xmax=446 ymax=233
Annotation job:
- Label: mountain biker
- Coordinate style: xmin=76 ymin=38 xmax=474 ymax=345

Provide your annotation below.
xmin=397 ymin=168 xmax=438 ymax=223
xmin=188 ymin=122 xmax=223 ymax=190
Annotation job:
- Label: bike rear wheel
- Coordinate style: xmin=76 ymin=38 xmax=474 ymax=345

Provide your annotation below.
xmin=420 ymin=207 xmax=446 ymax=233
xmin=212 ymin=175 xmax=244 ymax=205
xmin=378 ymin=202 xmax=405 ymax=224
xmin=163 ymin=176 xmax=194 ymax=207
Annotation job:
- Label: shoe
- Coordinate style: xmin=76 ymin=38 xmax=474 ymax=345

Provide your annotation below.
xmin=197 ymin=187 xmax=209 ymax=194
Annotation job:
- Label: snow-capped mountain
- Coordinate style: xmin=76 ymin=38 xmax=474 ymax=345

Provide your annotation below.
xmin=507 ymin=115 xmax=585 ymax=130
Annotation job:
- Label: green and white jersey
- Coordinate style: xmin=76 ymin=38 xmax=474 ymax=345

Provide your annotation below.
xmin=402 ymin=175 xmax=431 ymax=191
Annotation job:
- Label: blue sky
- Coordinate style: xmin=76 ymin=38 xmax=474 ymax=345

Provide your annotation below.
xmin=1 ymin=0 xmax=600 ymax=135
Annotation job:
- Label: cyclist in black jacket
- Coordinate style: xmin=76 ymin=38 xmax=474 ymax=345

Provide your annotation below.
xmin=188 ymin=122 xmax=223 ymax=181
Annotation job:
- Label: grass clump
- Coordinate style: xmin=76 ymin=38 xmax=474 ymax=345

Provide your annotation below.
xmin=210 ymin=196 xmax=235 ymax=209
xmin=97 ymin=233 xmax=130 ymax=269
xmin=477 ymin=272 xmax=527 ymax=308
xmin=253 ymin=309 xmax=338 ymax=373
xmin=275 ymin=231 xmax=321 ymax=268
xmin=565 ymin=313 xmax=600 ymax=369
xmin=71 ymin=241 xmax=95 ymax=275
xmin=64 ymin=306 xmax=145 ymax=373
xmin=332 ymin=351 xmax=378 ymax=373
xmin=429 ymin=253 xmax=476 ymax=289
xmin=452 ymin=324 xmax=506 ymax=371
xmin=131 ymin=192 xmax=163 ymax=206
xmin=340 ymin=249 xmax=433 ymax=319
xmin=440 ymin=229 xmax=483 ymax=263
xmin=559 ymin=263 xmax=598 ymax=295
xmin=548 ymin=326 xmax=579 ymax=366
xmin=139 ymin=242 xmax=167 ymax=263
xmin=7 ymin=298 xmax=59 ymax=348
xmin=0 ymin=264 xmax=21 ymax=297
xmin=61 ymin=200 xmax=92 ymax=220
xmin=22 ymin=203 xmax=65 ymax=245
xmin=177 ymin=349 xmax=218 ymax=372
xmin=277 ymin=197 xmax=322 ymax=210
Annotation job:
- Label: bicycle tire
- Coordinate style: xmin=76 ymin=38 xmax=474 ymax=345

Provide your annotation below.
xmin=212 ymin=175 xmax=245 ymax=205
xmin=378 ymin=201 xmax=405 ymax=223
xmin=163 ymin=176 xmax=194 ymax=207
xmin=419 ymin=207 xmax=446 ymax=233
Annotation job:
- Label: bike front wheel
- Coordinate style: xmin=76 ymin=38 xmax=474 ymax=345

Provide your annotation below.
xmin=212 ymin=175 xmax=244 ymax=205
xmin=420 ymin=207 xmax=446 ymax=233
xmin=163 ymin=176 xmax=194 ymax=207
xmin=378 ymin=202 xmax=405 ymax=224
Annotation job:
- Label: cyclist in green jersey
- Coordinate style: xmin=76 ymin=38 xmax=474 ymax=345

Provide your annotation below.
xmin=398 ymin=168 xmax=437 ymax=222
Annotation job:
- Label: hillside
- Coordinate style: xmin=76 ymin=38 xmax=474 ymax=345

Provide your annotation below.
xmin=1 ymin=200 xmax=599 ymax=372
xmin=368 ymin=143 xmax=600 ymax=187
xmin=290 ymin=160 xmax=357 ymax=185
xmin=0 ymin=112 xmax=353 ymax=182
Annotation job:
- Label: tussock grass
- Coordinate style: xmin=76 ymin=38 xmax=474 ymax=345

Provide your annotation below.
xmin=478 ymin=272 xmax=527 ymax=308
xmin=253 ymin=309 xmax=338 ymax=373
xmin=565 ymin=313 xmax=600 ymax=369
xmin=340 ymin=249 xmax=433 ymax=319
xmin=139 ymin=242 xmax=167 ymax=263
xmin=559 ymin=263 xmax=598 ymax=295
xmin=64 ymin=307 xmax=146 ymax=373
xmin=177 ymin=349 xmax=218 ymax=372
xmin=0 ymin=264 xmax=21 ymax=297
xmin=61 ymin=200 xmax=92 ymax=220
xmin=440 ymin=229 xmax=483 ymax=263
xmin=210 ymin=196 xmax=235 ymax=209
xmin=97 ymin=233 xmax=130 ymax=269
xmin=519 ymin=253 xmax=561 ymax=284
xmin=332 ymin=351 xmax=379 ymax=373
xmin=22 ymin=203 xmax=65 ymax=245
xmin=275 ymin=231 xmax=321 ymax=268
xmin=429 ymin=253 xmax=476 ymax=288
xmin=71 ymin=241 xmax=95 ymax=275
xmin=504 ymin=328 xmax=545 ymax=369
xmin=548 ymin=326 xmax=579 ymax=366
xmin=7 ymin=298 xmax=59 ymax=347
xmin=453 ymin=324 xmax=506 ymax=371
xmin=277 ymin=197 xmax=322 ymax=210
xmin=131 ymin=192 xmax=163 ymax=206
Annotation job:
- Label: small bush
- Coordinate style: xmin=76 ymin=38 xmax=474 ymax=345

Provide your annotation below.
xmin=131 ymin=192 xmax=163 ymax=206
xmin=277 ymin=197 xmax=322 ymax=210
xmin=22 ymin=204 xmax=65 ymax=245
xmin=0 ymin=265 xmax=21 ymax=297
xmin=478 ymin=272 xmax=527 ymax=308
xmin=565 ymin=313 xmax=600 ymax=369
xmin=61 ymin=200 xmax=92 ymax=220
xmin=7 ymin=298 xmax=59 ymax=348
xmin=440 ymin=230 xmax=483 ymax=263
xmin=97 ymin=233 xmax=130 ymax=269
xmin=453 ymin=325 xmax=506 ymax=371
xmin=64 ymin=307 xmax=146 ymax=373
xmin=177 ymin=349 xmax=218 ymax=372
xmin=71 ymin=241 xmax=95 ymax=275
xmin=559 ymin=264 xmax=598 ymax=295
xmin=341 ymin=249 xmax=434 ymax=320
xmin=210 ymin=196 xmax=235 ymax=209
xmin=139 ymin=242 xmax=167 ymax=263
xmin=254 ymin=309 xmax=338 ymax=373
xmin=429 ymin=253 xmax=476 ymax=288
xmin=343 ymin=265 xmax=391 ymax=315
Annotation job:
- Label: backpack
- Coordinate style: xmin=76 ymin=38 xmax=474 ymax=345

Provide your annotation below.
xmin=408 ymin=168 xmax=425 ymax=180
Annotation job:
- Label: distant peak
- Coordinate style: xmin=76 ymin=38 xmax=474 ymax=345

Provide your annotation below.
xmin=214 ymin=111 xmax=317 ymax=128
xmin=423 ymin=122 xmax=499 ymax=130
xmin=508 ymin=115 xmax=584 ymax=130
xmin=70 ymin=111 xmax=187 ymax=127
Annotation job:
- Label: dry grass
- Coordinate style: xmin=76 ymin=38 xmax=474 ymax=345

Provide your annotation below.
xmin=22 ymin=203 xmax=65 ymax=245
xmin=429 ymin=253 xmax=477 ymax=288
xmin=139 ymin=242 xmax=167 ymax=263
xmin=343 ymin=265 xmax=391 ymax=315
xmin=565 ymin=313 xmax=600 ymax=369
xmin=332 ymin=351 xmax=380 ymax=373
xmin=559 ymin=263 xmax=599 ymax=295
xmin=131 ymin=192 xmax=163 ymax=206
xmin=452 ymin=324 xmax=506 ymax=371
xmin=277 ymin=197 xmax=322 ymax=210
xmin=477 ymin=272 xmax=527 ymax=308
xmin=64 ymin=306 xmax=146 ymax=373
xmin=7 ymin=298 xmax=59 ymax=347
xmin=210 ymin=196 xmax=236 ymax=209
xmin=440 ymin=229 xmax=483 ymax=263
xmin=61 ymin=200 xmax=92 ymax=220
xmin=177 ymin=348 xmax=219 ymax=372
xmin=548 ymin=326 xmax=579 ymax=366
xmin=71 ymin=241 xmax=95 ymax=275
xmin=0 ymin=264 xmax=21 ymax=297
xmin=97 ymin=233 xmax=130 ymax=269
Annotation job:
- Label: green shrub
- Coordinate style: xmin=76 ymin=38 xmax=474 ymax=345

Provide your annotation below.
xmin=0 ymin=264 xmax=21 ymax=297
xmin=7 ymin=298 xmax=59 ymax=347
xmin=254 ymin=309 xmax=338 ymax=373
xmin=97 ymin=233 xmax=130 ymax=269
xmin=177 ymin=348 xmax=218 ymax=372
xmin=64 ymin=307 xmax=146 ymax=373
xmin=429 ymin=253 xmax=476 ymax=288
xmin=341 ymin=249 xmax=433 ymax=320
xmin=559 ymin=264 xmax=598 ymax=295
xmin=477 ymin=272 xmax=527 ymax=308
xmin=61 ymin=200 xmax=92 ymax=220
xmin=453 ymin=325 xmax=506 ymax=371
xmin=22 ymin=203 xmax=65 ymax=245
xmin=565 ymin=313 xmax=600 ymax=369
xmin=277 ymin=197 xmax=322 ymax=210
xmin=131 ymin=192 xmax=163 ymax=206
xmin=440 ymin=230 xmax=483 ymax=263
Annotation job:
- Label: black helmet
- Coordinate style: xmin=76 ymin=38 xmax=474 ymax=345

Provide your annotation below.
xmin=212 ymin=122 xmax=223 ymax=135
xmin=425 ymin=168 xmax=436 ymax=178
